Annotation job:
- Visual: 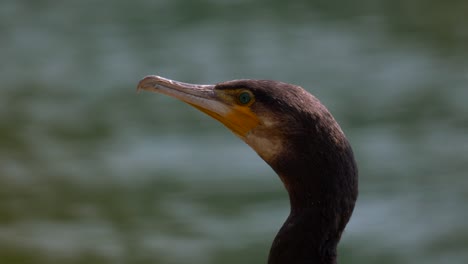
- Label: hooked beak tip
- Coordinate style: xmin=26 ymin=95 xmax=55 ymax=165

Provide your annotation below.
xmin=136 ymin=75 xmax=159 ymax=93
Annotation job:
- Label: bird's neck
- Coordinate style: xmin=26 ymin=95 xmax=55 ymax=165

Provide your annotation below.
xmin=268 ymin=208 xmax=338 ymax=264
xmin=266 ymin=131 xmax=358 ymax=264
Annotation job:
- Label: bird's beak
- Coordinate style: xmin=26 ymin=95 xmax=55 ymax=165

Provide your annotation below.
xmin=137 ymin=75 xmax=258 ymax=138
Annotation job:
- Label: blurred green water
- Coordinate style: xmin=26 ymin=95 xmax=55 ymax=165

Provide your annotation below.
xmin=1 ymin=1 xmax=468 ymax=263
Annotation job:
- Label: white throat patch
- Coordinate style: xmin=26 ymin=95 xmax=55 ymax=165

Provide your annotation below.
xmin=244 ymin=115 xmax=283 ymax=163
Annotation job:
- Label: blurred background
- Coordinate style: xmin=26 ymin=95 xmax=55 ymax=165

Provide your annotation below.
xmin=1 ymin=1 xmax=468 ymax=263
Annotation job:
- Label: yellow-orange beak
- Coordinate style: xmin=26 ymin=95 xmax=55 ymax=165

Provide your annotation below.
xmin=137 ymin=75 xmax=259 ymax=138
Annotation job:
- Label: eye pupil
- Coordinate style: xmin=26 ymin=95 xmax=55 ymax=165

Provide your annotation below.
xmin=239 ymin=92 xmax=251 ymax=104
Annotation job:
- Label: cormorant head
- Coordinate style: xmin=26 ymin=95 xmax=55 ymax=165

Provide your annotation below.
xmin=137 ymin=75 xmax=347 ymax=170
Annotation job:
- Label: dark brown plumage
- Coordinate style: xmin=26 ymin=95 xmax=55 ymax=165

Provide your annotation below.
xmin=138 ymin=76 xmax=358 ymax=264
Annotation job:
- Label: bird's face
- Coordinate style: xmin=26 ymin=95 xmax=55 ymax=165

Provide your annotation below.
xmin=138 ymin=76 xmax=313 ymax=163
xmin=137 ymin=76 xmax=260 ymax=137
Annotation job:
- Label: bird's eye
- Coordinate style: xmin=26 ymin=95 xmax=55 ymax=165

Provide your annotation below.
xmin=238 ymin=92 xmax=252 ymax=105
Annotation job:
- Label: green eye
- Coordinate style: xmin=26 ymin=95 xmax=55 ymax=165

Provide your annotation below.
xmin=238 ymin=92 xmax=252 ymax=105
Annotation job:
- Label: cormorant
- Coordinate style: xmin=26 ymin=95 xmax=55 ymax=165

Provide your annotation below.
xmin=137 ymin=75 xmax=358 ymax=264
